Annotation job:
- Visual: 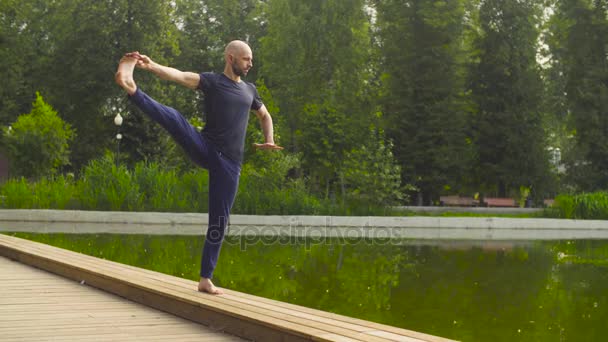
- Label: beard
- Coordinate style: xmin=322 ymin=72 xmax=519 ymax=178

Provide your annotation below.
xmin=231 ymin=62 xmax=247 ymax=76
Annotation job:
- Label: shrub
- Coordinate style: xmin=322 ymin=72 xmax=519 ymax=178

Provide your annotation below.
xmin=1 ymin=92 xmax=75 ymax=179
xmin=341 ymin=129 xmax=404 ymax=207
xmin=234 ymin=153 xmax=321 ymax=215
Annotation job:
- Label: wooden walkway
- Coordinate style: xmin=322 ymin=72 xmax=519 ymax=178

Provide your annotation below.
xmin=0 ymin=233 xmax=456 ymax=342
xmin=0 ymin=255 xmax=244 ymax=341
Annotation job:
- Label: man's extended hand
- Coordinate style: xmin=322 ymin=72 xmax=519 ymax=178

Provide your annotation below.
xmin=253 ymin=143 xmax=283 ymax=151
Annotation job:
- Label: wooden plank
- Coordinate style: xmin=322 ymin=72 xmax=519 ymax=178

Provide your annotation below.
xmin=0 ymin=237 xmax=382 ymax=342
xmin=0 ymin=249 xmax=329 ymax=342
xmin=6 ymin=243 xmax=407 ymax=341
xmin=19 ymin=240 xmax=443 ymax=342
xmin=0 ymin=255 xmax=244 ymax=342
xmin=0 ymin=234 xmax=446 ymax=340
xmin=0 ymin=233 xmax=456 ymax=342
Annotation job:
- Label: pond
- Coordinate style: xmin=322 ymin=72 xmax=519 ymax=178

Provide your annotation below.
xmin=6 ymin=232 xmax=607 ymax=342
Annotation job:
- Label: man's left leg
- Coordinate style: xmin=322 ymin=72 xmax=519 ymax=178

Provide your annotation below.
xmin=198 ymin=151 xmax=241 ymax=294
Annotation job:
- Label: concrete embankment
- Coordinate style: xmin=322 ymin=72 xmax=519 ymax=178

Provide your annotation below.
xmin=1 ymin=209 xmax=608 ymax=240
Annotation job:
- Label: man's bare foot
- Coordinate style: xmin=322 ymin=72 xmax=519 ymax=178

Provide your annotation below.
xmin=115 ymin=56 xmax=138 ymax=95
xmin=198 ymin=277 xmax=223 ymax=295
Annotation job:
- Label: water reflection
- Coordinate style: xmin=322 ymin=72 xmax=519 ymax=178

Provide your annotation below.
xmin=8 ymin=233 xmax=608 ymax=342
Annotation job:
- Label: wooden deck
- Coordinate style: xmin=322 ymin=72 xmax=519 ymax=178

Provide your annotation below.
xmin=0 ymin=255 xmax=244 ymax=341
xmin=0 ymin=233 xmax=456 ymax=342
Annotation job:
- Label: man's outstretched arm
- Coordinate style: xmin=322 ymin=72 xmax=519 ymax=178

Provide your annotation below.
xmin=254 ymin=105 xmax=283 ymax=150
xmin=126 ymin=52 xmax=200 ymax=90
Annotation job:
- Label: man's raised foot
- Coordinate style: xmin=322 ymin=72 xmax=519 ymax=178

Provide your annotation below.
xmin=115 ymin=55 xmax=138 ymax=95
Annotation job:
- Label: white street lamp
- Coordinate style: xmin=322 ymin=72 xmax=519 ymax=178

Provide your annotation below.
xmin=114 ymin=114 xmax=124 ymax=165
xmin=114 ymin=113 xmax=123 ymax=126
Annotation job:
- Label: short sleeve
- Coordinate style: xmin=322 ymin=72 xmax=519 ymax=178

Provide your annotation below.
xmin=198 ymin=72 xmax=215 ymax=93
xmin=250 ymin=85 xmax=263 ymax=111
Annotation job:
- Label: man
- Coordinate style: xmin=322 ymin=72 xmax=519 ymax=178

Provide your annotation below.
xmin=115 ymin=40 xmax=282 ymax=295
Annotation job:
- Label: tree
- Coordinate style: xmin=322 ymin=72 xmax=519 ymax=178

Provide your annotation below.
xmin=2 ymin=92 xmax=75 ymax=179
xmin=342 ymin=128 xmax=405 ymax=206
xmin=374 ymin=0 xmax=473 ymax=204
xmin=552 ymin=0 xmax=608 ymax=190
xmin=539 ymin=0 xmax=572 ymax=193
xmin=468 ymin=0 xmax=551 ymax=198
xmin=260 ymin=0 xmax=376 ymax=196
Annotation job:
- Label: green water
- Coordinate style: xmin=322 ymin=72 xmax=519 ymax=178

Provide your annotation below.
xmin=6 ymin=232 xmax=607 ymax=342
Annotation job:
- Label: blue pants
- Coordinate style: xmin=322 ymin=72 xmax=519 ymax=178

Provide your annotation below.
xmin=129 ymin=89 xmax=240 ymax=279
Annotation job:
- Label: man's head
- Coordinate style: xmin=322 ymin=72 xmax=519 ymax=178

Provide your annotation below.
xmin=224 ymin=40 xmax=253 ymax=77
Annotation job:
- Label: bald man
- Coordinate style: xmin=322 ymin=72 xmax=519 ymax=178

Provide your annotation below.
xmin=115 ymin=40 xmax=282 ymax=294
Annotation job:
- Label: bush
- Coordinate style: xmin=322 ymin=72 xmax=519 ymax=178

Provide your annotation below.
xmin=1 ymin=92 xmax=75 ymax=179
xmin=234 ymin=153 xmax=322 ymax=215
xmin=342 ymin=134 xmax=404 ymax=207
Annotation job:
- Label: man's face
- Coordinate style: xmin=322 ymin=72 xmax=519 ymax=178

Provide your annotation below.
xmin=231 ymin=50 xmax=253 ymax=77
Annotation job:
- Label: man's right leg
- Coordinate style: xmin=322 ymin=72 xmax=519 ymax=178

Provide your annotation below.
xmin=115 ymin=56 xmax=209 ymax=168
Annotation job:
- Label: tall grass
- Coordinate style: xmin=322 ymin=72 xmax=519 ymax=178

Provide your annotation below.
xmin=133 ymin=162 xmax=188 ymax=212
xmin=548 ymin=192 xmax=608 ymax=219
xmin=0 ymin=177 xmax=33 ymax=208
xmin=0 ymin=175 xmax=77 ymax=209
xmin=0 ymin=153 xmax=406 ymax=216
xmin=0 ymin=153 xmax=323 ymax=214
xmin=77 ymin=154 xmax=143 ymax=211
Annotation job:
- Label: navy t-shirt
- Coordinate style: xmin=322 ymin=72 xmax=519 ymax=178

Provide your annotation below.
xmin=198 ymin=72 xmax=263 ymax=164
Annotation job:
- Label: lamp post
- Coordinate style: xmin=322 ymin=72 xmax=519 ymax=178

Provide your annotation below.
xmin=114 ymin=113 xmax=123 ymax=165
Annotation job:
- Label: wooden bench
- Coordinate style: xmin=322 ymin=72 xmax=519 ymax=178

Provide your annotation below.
xmin=482 ymin=197 xmax=517 ymax=208
xmin=439 ymin=196 xmax=478 ymax=207
xmin=0 ymin=234 xmax=454 ymax=342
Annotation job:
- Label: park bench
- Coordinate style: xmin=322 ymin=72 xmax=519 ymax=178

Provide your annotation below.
xmin=482 ymin=197 xmax=517 ymax=207
xmin=439 ymin=195 xmax=479 ymax=207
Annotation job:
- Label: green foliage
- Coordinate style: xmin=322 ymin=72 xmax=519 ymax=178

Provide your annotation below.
xmin=0 ymin=178 xmax=33 ymax=209
xmin=175 ymin=170 xmax=210 ymax=213
xmin=375 ymin=0 xmax=473 ymax=204
xmin=132 ymin=162 xmax=186 ymax=211
xmin=260 ymin=0 xmax=375 ymax=192
xmin=468 ymin=0 xmax=550 ymax=198
xmin=0 ymin=175 xmax=77 ymax=209
xmin=77 ymin=153 xmax=143 ymax=211
xmin=2 ymin=92 xmax=75 ymax=179
xmin=341 ymin=129 xmax=404 ymax=206
xmin=549 ymin=0 xmax=608 ymax=191
xmin=234 ymin=152 xmax=322 ymax=215
xmin=5 ymin=0 xmax=608 ymax=203
xmin=549 ymin=192 xmax=608 ymax=219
